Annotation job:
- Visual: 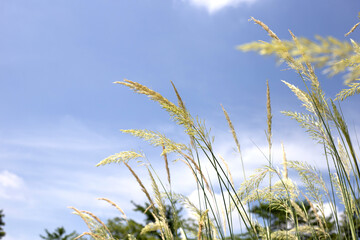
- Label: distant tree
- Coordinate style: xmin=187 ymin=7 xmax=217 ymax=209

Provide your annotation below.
xmin=132 ymin=201 xmax=196 ymax=238
xmin=339 ymin=200 xmax=360 ymax=239
xmin=239 ymin=200 xmax=337 ymax=239
xmin=107 ymin=201 xmax=197 ymax=240
xmin=0 ymin=210 xmax=5 ymax=239
xmin=40 ymin=226 xmax=78 ymax=240
xmin=107 ymin=217 xmax=158 ymax=240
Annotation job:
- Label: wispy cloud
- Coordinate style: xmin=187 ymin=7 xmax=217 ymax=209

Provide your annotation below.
xmin=184 ymin=0 xmax=258 ymax=13
xmin=0 ymin=116 xmax=120 ymax=152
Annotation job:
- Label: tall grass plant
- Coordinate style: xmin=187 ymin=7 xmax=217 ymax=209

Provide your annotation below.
xmin=71 ymin=15 xmax=360 ymax=240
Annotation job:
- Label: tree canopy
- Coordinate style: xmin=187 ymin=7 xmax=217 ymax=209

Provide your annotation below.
xmin=0 ymin=210 xmax=5 ymax=239
xmin=106 ymin=201 xmax=197 ymax=240
xmin=40 ymin=226 xmax=79 ymax=240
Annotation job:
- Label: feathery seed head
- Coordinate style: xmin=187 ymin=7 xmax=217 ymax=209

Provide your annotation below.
xmin=96 ymin=151 xmax=144 ymax=167
xmin=162 ymin=144 xmax=171 ymax=185
xmin=250 ymin=17 xmax=280 ymax=41
xmin=124 ymin=162 xmax=155 ymax=208
xmin=281 ymin=143 xmax=288 ymax=179
xmin=121 ymin=129 xmax=187 ymax=155
xmin=266 ymin=80 xmax=272 ymax=146
xmin=97 ymin=198 xmax=127 ymax=220
xmin=345 ymin=22 xmax=360 ymax=37
xmin=115 ymin=80 xmax=195 ymax=135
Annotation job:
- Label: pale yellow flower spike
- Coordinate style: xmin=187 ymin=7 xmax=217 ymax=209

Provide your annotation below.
xmin=250 ymin=17 xmax=280 ymax=41
xmin=170 ymin=80 xmax=186 ymax=111
xmin=221 ymin=207 xmax=227 ymax=237
xmin=75 ymin=232 xmax=104 ymax=240
xmin=124 ymin=162 xmax=155 ymax=208
xmin=197 ymin=209 xmax=209 ymax=240
xmin=120 ymin=129 xmax=187 ymax=154
xmin=281 ymin=143 xmax=288 ymax=179
xmin=68 ymin=206 xmax=92 ymax=232
xmin=162 ymin=144 xmax=171 ymax=185
xmin=96 ymin=151 xmax=144 ymax=167
xmin=221 ymin=105 xmax=241 ymax=155
xmin=219 ymin=154 xmax=234 ymax=188
xmin=115 ymin=79 xmax=194 ymax=135
xmin=221 ymin=104 xmax=246 ymax=180
xmin=281 ymin=80 xmax=314 ymax=114
xmin=80 ymin=210 xmax=113 ymax=238
xmin=303 ymin=194 xmax=325 ymax=233
xmin=266 ymin=80 xmax=272 ymax=149
xmin=97 ymin=198 xmax=127 ymax=221
xmin=345 ymin=22 xmax=360 ymax=37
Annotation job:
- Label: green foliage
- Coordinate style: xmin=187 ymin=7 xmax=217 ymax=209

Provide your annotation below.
xmin=247 ymin=201 xmax=337 ymax=239
xmin=0 ymin=210 xmax=5 ymax=239
xmin=135 ymin=201 xmax=197 ymax=238
xmin=107 ymin=217 xmax=155 ymax=240
xmin=40 ymin=227 xmax=79 ymax=240
xmin=106 ymin=201 xmax=196 ymax=240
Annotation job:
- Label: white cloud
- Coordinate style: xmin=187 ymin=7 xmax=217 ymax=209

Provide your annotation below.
xmin=184 ymin=0 xmax=257 ymax=13
xmin=0 ymin=170 xmax=23 ymax=188
xmin=0 ymin=170 xmax=25 ymax=200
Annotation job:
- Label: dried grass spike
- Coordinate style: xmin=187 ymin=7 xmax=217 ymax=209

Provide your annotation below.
xmin=121 ymin=129 xmax=187 ymax=154
xmin=97 ymin=198 xmax=127 ymax=220
xmin=335 ymin=81 xmax=360 ymax=101
xmin=147 ymin=167 xmax=166 ymax=221
xmin=81 ymin=210 xmax=112 ymax=238
xmin=281 ymin=143 xmax=288 ymax=179
xmin=303 ymin=195 xmax=325 ymax=232
xmin=74 ymin=232 xmax=91 ymax=240
xmin=221 ymin=207 xmax=227 ymax=236
xmin=281 ymin=80 xmax=314 ymax=113
xmin=221 ymin=105 xmax=246 ymax=180
xmin=170 ymin=81 xmax=186 ymax=111
xmin=69 ymin=206 xmax=92 ymax=231
xmin=345 ymin=22 xmax=360 ymax=37
xmin=250 ymin=17 xmax=280 ymax=40
xmin=96 ymin=151 xmax=144 ymax=167
xmin=221 ymin=105 xmax=241 ymax=154
xmin=162 ymin=144 xmax=171 ymax=185
xmin=181 ymin=154 xmax=211 ymax=192
xmin=144 ymin=203 xmax=154 ymax=214
xmin=115 ymin=79 xmax=194 ymax=134
xmin=124 ymin=162 xmax=155 ymax=207
xmin=219 ymin=155 xmax=234 ymax=187
xmin=75 ymin=232 xmax=104 ymax=240
xmin=266 ymin=80 xmax=272 ymax=146
xmin=197 ymin=209 xmax=209 ymax=240
xmin=141 ymin=221 xmax=162 ymax=235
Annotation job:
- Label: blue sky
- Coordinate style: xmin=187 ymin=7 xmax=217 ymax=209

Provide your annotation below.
xmin=0 ymin=0 xmax=359 ymax=239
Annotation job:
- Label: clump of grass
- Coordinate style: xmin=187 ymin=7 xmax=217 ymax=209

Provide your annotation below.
xmin=72 ymin=14 xmax=360 ymax=240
